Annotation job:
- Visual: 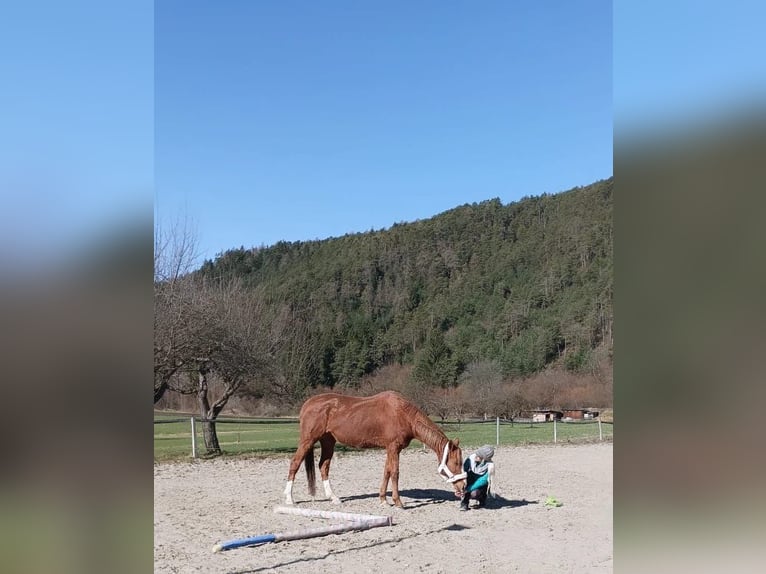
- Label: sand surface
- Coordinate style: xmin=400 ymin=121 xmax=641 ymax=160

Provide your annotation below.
xmin=154 ymin=442 xmax=612 ymax=573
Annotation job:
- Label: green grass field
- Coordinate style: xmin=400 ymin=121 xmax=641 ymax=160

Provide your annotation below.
xmin=154 ymin=412 xmax=613 ymax=461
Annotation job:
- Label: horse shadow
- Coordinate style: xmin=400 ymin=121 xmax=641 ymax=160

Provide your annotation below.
xmin=339 ymin=487 xmax=456 ymax=508
xmin=332 ymin=490 xmax=537 ymax=510
xmin=400 ymin=488 xmax=459 ymax=508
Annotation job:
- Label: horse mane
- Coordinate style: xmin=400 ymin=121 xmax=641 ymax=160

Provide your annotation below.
xmin=399 ymin=398 xmax=448 ymax=451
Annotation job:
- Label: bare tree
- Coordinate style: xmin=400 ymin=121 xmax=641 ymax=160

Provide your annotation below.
xmin=154 ymin=212 xmax=201 ymax=284
xmin=425 ymin=387 xmax=454 ymax=422
xmin=186 ymin=278 xmax=284 ymax=454
xmin=498 ymin=380 xmax=531 ymax=419
xmin=153 ymin=213 xmax=202 ymax=403
xmin=402 ymin=375 xmax=432 ymax=413
xmin=154 ymin=275 xmax=206 ymax=403
xmin=451 ymin=385 xmax=473 ymax=424
xmin=154 ymin=212 xmax=289 ymax=454
xmin=458 ymin=361 xmax=504 ymax=418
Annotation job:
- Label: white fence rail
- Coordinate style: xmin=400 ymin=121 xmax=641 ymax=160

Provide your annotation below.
xmin=154 ymin=415 xmax=613 ymax=459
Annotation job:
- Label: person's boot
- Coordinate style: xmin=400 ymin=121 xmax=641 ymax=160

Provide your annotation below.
xmin=476 ymin=487 xmax=488 ymax=508
xmin=459 ymin=492 xmax=470 ymax=511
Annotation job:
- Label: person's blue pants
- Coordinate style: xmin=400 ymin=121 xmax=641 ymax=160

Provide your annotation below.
xmin=466 ymin=472 xmax=489 ymax=493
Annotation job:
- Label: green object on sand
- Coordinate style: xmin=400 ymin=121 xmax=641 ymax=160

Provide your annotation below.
xmin=544 ymin=496 xmax=563 ymax=507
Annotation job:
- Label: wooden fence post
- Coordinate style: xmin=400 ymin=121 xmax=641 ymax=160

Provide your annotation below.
xmin=598 ymin=418 xmax=603 ymax=441
xmin=191 ymin=417 xmax=197 ymax=459
xmin=553 ymin=418 xmax=557 ymax=443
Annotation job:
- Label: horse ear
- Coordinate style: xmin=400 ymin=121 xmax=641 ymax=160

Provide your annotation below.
xmin=452 ymin=438 xmax=460 ymax=447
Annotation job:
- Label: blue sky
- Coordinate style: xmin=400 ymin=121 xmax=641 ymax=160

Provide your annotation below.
xmin=3 ymin=2 xmax=765 ymax=273
xmin=1 ymin=1 xmax=153 ymax=270
xmin=614 ymin=0 xmax=766 ymax=137
xmin=155 ymin=1 xmax=613 ymax=265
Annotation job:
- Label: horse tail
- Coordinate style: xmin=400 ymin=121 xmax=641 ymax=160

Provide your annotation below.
xmin=304 ymin=448 xmax=316 ymax=496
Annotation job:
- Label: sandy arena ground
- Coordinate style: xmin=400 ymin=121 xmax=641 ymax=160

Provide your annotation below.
xmin=154 ymin=442 xmax=612 ymax=573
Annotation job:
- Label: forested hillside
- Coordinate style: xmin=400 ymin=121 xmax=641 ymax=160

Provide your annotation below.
xmin=197 ymin=178 xmax=612 ymax=401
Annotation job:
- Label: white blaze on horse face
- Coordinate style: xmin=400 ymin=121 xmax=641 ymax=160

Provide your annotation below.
xmin=284 ymin=480 xmax=294 ymax=505
xmin=323 ymin=479 xmax=341 ymax=504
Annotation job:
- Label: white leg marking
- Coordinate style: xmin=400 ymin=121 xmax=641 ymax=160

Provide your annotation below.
xmin=323 ymin=479 xmax=342 ymax=504
xmin=284 ymin=480 xmax=294 ymax=505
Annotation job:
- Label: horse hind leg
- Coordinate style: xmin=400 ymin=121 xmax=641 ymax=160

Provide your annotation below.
xmin=285 ymin=438 xmax=315 ymax=505
xmin=318 ymin=434 xmax=341 ymax=504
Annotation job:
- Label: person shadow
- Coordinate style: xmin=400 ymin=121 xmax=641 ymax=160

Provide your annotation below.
xmin=482 ymin=495 xmax=537 ymax=509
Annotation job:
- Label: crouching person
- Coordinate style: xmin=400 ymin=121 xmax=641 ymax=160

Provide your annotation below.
xmin=459 ymin=445 xmax=496 ymax=511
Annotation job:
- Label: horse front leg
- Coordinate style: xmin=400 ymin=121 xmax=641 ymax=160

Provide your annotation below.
xmin=318 ymin=434 xmax=341 ymax=504
xmin=379 ymin=456 xmax=392 ymax=506
xmin=389 ymin=447 xmax=404 ymax=508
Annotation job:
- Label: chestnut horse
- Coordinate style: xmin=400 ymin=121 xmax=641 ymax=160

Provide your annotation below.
xmin=284 ymin=391 xmax=466 ymax=508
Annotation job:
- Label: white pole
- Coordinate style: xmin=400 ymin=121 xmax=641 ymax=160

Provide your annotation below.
xmin=274 ymin=506 xmax=391 ymax=523
xmin=553 ymin=418 xmax=557 ymax=443
xmin=598 ymin=418 xmax=603 ymax=441
xmin=496 ymin=417 xmax=500 ymax=446
xmin=191 ymin=417 xmax=197 ymax=458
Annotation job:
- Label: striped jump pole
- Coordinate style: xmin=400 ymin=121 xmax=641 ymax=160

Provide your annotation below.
xmin=273 ymin=505 xmax=391 ymax=522
xmin=212 ymin=507 xmax=393 ymax=553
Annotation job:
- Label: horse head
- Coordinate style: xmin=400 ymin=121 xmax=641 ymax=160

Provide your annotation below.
xmin=439 ymin=438 xmax=466 ymax=498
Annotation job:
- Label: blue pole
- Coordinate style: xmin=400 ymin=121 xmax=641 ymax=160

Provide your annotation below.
xmin=213 ymin=534 xmax=276 ymax=552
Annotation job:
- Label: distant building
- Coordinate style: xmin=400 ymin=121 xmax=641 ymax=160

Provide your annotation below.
xmin=562 ymin=409 xmax=601 ymax=420
xmin=522 ymin=408 xmax=601 ymax=422
xmin=524 ymin=409 xmax=563 ymax=422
